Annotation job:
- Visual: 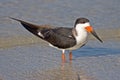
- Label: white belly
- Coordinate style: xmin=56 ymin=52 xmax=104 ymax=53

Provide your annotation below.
xmin=67 ymin=30 xmax=88 ymax=50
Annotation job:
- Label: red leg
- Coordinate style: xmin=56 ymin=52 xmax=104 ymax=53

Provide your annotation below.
xmin=62 ymin=53 xmax=66 ymax=63
xmin=61 ymin=50 xmax=66 ymax=63
xmin=69 ymin=51 xmax=72 ymax=61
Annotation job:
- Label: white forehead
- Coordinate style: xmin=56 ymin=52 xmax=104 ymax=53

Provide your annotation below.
xmin=76 ymin=22 xmax=90 ymax=28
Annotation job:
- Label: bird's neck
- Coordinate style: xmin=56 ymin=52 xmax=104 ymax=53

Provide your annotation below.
xmin=74 ymin=25 xmax=88 ymax=45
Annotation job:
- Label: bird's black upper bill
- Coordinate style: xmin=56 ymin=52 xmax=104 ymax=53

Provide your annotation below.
xmin=91 ymin=30 xmax=103 ymax=43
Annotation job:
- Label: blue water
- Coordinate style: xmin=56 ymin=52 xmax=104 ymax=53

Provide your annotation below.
xmin=0 ymin=41 xmax=120 ymax=80
xmin=0 ymin=0 xmax=120 ymax=80
xmin=0 ymin=0 xmax=120 ymax=30
xmin=74 ymin=46 xmax=120 ymax=57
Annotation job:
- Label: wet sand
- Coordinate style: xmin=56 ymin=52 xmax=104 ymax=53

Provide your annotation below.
xmin=23 ymin=63 xmax=97 ymax=80
xmin=0 ymin=30 xmax=120 ymax=80
xmin=0 ymin=25 xmax=120 ymax=80
xmin=0 ymin=0 xmax=120 ymax=80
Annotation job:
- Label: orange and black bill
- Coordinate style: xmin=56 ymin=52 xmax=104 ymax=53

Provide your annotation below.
xmin=85 ymin=26 xmax=103 ymax=43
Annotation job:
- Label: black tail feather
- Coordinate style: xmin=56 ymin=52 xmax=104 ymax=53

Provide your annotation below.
xmin=10 ymin=17 xmax=40 ymax=37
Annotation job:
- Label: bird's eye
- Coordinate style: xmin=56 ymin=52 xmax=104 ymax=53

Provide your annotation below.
xmin=81 ymin=21 xmax=86 ymax=24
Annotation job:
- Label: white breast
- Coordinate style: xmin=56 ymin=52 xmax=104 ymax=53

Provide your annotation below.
xmin=67 ymin=23 xmax=89 ymax=50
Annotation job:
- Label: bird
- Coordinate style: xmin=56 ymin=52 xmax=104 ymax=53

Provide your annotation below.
xmin=10 ymin=17 xmax=103 ymax=62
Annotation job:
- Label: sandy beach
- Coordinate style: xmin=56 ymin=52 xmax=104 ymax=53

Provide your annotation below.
xmin=0 ymin=27 xmax=120 ymax=80
xmin=0 ymin=0 xmax=120 ymax=80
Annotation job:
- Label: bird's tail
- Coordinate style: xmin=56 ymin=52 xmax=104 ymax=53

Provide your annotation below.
xmin=10 ymin=17 xmax=54 ymax=38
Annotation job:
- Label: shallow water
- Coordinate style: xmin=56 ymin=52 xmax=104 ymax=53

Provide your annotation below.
xmin=0 ymin=41 xmax=120 ymax=80
xmin=0 ymin=0 xmax=120 ymax=80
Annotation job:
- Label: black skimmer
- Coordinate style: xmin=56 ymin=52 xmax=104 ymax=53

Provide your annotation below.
xmin=10 ymin=17 xmax=103 ymax=62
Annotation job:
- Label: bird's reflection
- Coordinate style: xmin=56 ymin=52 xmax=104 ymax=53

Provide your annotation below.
xmin=60 ymin=61 xmax=96 ymax=80
xmin=61 ymin=59 xmax=73 ymax=70
xmin=25 ymin=61 xmax=96 ymax=80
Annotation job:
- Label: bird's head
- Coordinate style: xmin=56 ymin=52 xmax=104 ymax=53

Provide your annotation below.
xmin=74 ymin=18 xmax=103 ymax=43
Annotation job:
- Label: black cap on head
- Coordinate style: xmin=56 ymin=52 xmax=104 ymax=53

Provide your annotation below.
xmin=75 ymin=18 xmax=89 ymax=26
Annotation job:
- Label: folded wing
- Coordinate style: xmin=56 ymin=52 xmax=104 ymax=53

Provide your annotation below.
xmin=10 ymin=17 xmax=76 ymax=49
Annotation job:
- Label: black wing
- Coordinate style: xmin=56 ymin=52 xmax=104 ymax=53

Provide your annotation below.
xmin=40 ymin=27 xmax=76 ymax=49
xmin=10 ymin=17 xmax=54 ymax=38
xmin=10 ymin=17 xmax=76 ymax=48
